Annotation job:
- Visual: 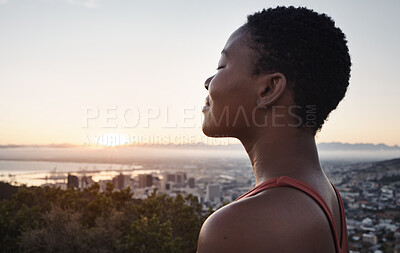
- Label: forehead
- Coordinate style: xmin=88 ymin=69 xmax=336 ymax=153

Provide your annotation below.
xmin=223 ymin=26 xmax=252 ymax=57
xmin=222 ymin=26 xmax=255 ymax=75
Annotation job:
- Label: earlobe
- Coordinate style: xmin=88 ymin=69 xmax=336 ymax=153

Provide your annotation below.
xmin=256 ymin=73 xmax=287 ymax=108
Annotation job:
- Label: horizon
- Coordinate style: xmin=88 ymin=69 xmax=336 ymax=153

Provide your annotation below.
xmin=0 ymin=140 xmax=400 ymax=149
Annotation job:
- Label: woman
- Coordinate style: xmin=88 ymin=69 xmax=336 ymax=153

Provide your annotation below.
xmin=197 ymin=6 xmax=350 ymax=253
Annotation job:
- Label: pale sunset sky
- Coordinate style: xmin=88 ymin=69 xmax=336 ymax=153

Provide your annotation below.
xmin=0 ymin=0 xmax=399 ymax=146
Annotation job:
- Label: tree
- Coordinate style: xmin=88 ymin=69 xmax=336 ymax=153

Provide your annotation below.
xmin=0 ymin=182 xmax=209 ymax=253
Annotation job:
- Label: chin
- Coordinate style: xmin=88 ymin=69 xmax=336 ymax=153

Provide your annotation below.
xmin=202 ymin=123 xmax=232 ymax=138
xmin=201 ymin=124 xmax=215 ymax=137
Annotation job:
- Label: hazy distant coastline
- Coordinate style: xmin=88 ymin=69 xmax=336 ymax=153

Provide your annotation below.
xmin=0 ymin=142 xmax=399 ymax=164
xmin=1 ymin=141 xmax=399 ymax=150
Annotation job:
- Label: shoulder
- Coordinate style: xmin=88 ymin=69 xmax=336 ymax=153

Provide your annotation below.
xmin=197 ymin=187 xmax=335 ymax=253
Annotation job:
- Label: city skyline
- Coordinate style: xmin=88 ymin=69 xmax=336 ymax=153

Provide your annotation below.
xmin=1 ymin=0 xmax=399 ymax=146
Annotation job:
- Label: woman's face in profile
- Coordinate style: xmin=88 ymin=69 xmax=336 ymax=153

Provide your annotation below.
xmin=202 ymin=26 xmax=259 ymax=138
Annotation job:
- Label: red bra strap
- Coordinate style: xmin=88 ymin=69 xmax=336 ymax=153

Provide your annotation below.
xmin=331 ymin=183 xmax=348 ymax=251
xmin=234 ymin=176 xmax=341 ymax=252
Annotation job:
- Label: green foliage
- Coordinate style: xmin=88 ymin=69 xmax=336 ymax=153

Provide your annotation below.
xmin=134 ymin=190 xmax=204 ymax=253
xmin=124 ymin=215 xmax=182 ymax=253
xmin=0 ymin=182 xmax=208 ymax=253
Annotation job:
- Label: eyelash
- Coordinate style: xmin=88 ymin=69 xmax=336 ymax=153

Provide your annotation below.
xmin=216 ymin=66 xmax=225 ymax=70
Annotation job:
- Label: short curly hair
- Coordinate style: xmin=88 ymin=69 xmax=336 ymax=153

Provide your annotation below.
xmin=244 ymin=6 xmax=351 ymax=135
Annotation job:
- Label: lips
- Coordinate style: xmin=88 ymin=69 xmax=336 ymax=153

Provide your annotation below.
xmin=205 ymin=96 xmax=210 ymax=106
xmin=202 ymin=96 xmax=210 ymax=112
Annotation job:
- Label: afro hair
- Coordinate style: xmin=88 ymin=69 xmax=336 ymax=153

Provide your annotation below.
xmin=245 ymin=6 xmax=352 ymax=134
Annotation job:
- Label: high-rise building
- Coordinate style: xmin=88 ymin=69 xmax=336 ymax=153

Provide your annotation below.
xmin=138 ymin=174 xmax=153 ymax=188
xmin=206 ymin=184 xmax=220 ymax=202
xmin=176 ymin=172 xmax=187 ymax=185
xmin=188 ymin=177 xmax=195 ymax=188
xmin=165 ymin=172 xmax=187 ymax=185
xmin=112 ymin=173 xmax=125 ymax=190
xmin=67 ymin=174 xmax=79 ymax=188
xmin=166 ymin=173 xmax=176 ymax=183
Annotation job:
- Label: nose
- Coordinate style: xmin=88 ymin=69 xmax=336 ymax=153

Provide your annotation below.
xmin=204 ymin=75 xmax=214 ymax=90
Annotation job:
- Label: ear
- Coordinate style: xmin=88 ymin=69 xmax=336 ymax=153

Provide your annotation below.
xmin=256 ymin=72 xmax=287 ymax=107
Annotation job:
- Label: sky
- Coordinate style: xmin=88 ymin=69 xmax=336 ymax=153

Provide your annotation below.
xmin=0 ymin=0 xmax=399 ymax=146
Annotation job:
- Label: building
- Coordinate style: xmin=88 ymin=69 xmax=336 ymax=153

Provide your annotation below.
xmin=166 ymin=173 xmax=176 ymax=183
xmin=80 ymin=175 xmax=94 ymax=189
xmin=162 ymin=181 xmax=172 ymax=192
xmin=188 ymin=177 xmax=195 ymax=188
xmin=112 ymin=173 xmax=125 ymax=190
xmin=67 ymin=174 xmax=79 ymax=188
xmin=138 ymin=174 xmax=153 ymax=188
xmin=98 ymin=180 xmax=111 ymax=192
xmin=206 ymin=184 xmax=220 ymax=202
xmin=362 ymin=233 xmax=377 ymax=244
xmin=176 ymin=172 xmax=187 ymax=185
xmin=165 ymin=172 xmax=187 ymax=185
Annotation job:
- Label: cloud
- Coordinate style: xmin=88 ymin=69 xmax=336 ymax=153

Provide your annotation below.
xmin=65 ymin=0 xmax=98 ymax=8
xmin=0 ymin=0 xmax=8 ymax=5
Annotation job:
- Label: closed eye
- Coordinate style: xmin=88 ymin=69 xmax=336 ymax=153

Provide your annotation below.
xmin=216 ymin=66 xmax=225 ymax=70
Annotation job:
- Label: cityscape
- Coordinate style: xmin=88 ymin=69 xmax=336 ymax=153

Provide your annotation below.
xmin=6 ymin=155 xmax=398 ymax=253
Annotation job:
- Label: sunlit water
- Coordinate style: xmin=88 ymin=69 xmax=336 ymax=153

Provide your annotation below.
xmin=0 ymin=160 xmax=149 ymax=186
xmin=0 ymin=146 xmax=399 ymax=186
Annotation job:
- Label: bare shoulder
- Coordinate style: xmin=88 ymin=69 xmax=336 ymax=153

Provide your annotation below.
xmin=197 ymin=187 xmax=335 ymax=253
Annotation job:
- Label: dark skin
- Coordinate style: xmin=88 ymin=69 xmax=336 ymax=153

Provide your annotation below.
xmin=198 ymin=26 xmax=342 ymax=252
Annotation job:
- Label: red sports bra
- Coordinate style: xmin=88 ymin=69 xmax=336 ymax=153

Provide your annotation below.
xmin=234 ymin=176 xmax=348 ymax=253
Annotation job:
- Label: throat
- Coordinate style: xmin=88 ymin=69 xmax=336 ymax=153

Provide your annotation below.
xmin=240 ymin=130 xmax=322 ymax=186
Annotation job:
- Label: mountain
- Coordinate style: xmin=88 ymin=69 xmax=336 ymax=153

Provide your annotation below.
xmin=316 ymin=142 xmax=400 ymax=151
xmin=374 ymin=157 xmax=400 ymax=168
xmin=340 ymin=157 xmax=400 ymax=173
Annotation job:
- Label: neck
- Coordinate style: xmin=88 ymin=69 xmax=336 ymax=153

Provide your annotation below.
xmin=240 ymin=126 xmax=323 ymax=185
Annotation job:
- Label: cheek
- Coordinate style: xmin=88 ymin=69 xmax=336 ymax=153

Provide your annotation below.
xmin=208 ymin=73 xmax=256 ymax=122
xmin=209 ymin=72 xmax=242 ymax=107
